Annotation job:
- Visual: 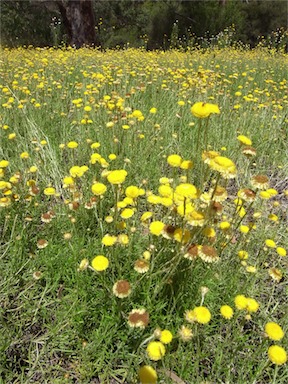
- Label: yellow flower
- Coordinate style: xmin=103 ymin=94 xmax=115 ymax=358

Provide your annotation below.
xmin=268 ymin=345 xmax=287 ymax=365
xmin=138 ymin=365 xmax=157 ymax=384
xmin=160 ymin=330 xmax=173 ymax=344
xmin=191 ymin=102 xmax=220 ymax=118
xmin=209 ymin=156 xmax=237 ymax=178
xmin=125 ymin=185 xmax=144 ymax=198
xmin=146 ymin=341 xmax=166 ymax=361
xmin=69 ymin=166 xmax=86 ymax=178
xmin=67 ymin=141 xmax=78 ymax=149
xmin=149 ymin=221 xmax=165 ymax=236
xmin=276 ymin=247 xmax=286 ymax=256
xmin=175 ymin=183 xmax=198 ymax=199
xmin=141 ymin=211 xmax=153 ymax=222
xmin=91 ymin=255 xmax=109 ymax=271
xmin=192 ymin=306 xmax=211 ymax=324
xmin=237 ymin=135 xmax=252 ymax=146
xmin=167 ymin=154 xmax=182 ymax=167
xmin=234 ymin=294 xmax=248 ymax=310
xmin=149 ymin=107 xmax=157 ymax=114
xmin=91 ymin=182 xmax=107 ymax=196
xmin=20 ymin=152 xmax=29 ymax=159
xmin=246 ymin=298 xmax=259 ymax=313
xmin=180 ymin=160 xmax=193 ymax=170
xmin=265 ymin=322 xmax=285 ymax=341
xmin=120 ymin=208 xmax=135 ymax=219
xmin=107 ymin=170 xmax=127 ymax=184
xmin=102 ymin=234 xmax=117 ymax=246
xmin=43 ymin=187 xmax=56 ymax=196
xmin=238 ymin=250 xmax=249 ymax=260
xmin=265 ymin=239 xmax=276 ymax=248
xmin=0 ymin=160 xmax=9 ymax=168
xmin=220 ymin=305 xmax=234 ymax=319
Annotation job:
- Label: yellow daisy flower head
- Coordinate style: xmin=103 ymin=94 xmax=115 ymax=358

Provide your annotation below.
xmin=20 ymin=152 xmax=29 ymax=159
xmin=191 ymin=102 xmax=220 ymax=118
xmin=149 ymin=221 xmax=165 ymax=236
xmin=43 ymin=187 xmax=56 ymax=196
xmin=167 ymin=154 xmax=182 ymax=167
xmin=91 ymin=182 xmax=107 ymax=196
xmin=265 ymin=322 xmax=284 ymax=341
xmin=91 ymin=255 xmax=109 ymax=271
xmin=141 ymin=211 xmax=153 ymax=222
xmin=234 ymin=294 xmax=248 ymax=310
xmin=209 ymin=156 xmax=237 ymax=179
xmin=175 ymin=183 xmax=198 ymax=199
xmin=107 ymin=169 xmax=127 ymax=185
xmin=265 ymin=239 xmax=276 ymax=248
xmin=237 ymin=135 xmax=252 ymax=146
xmin=146 ymin=341 xmax=166 ymax=361
xmin=180 ymin=160 xmax=193 ymax=170
xmin=268 ymin=345 xmax=287 ymax=365
xmin=67 ymin=141 xmax=78 ymax=149
xmin=138 ymin=365 xmax=157 ymax=384
xmin=246 ymin=298 xmax=260 ymax=313
xmin=192 ymin=306 xmax=212 ymax=324
xmin=0 ymin=160 xmax=9 ymax=168
xmin=276 ymin=247 xmax=286 ymax=257
xmin=125 ymin=185 xmax=144 ymax=198
xmin=101 ymin=234 xmax=117 ymax=246
xmin=159 ymin=329 xmax=173 ymax=344
xmin=120 ymin=208 xmax=135 ymax=219
xmin=220 ymin=305 xmax=234 ymax=319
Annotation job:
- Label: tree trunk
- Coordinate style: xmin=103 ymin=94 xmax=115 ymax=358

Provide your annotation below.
xmin=57 ymin=0 xmax=97 ymax=48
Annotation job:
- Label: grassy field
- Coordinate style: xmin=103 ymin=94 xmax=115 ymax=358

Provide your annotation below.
xmin=0 ymin=46 xmax=287 ymax=384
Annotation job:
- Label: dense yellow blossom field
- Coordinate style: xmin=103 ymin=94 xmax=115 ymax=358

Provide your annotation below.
xmin=0 ymin=46 xmax=288 ymax=383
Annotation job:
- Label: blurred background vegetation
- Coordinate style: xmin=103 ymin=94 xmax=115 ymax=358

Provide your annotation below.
xmin=0 ymin=0 xmax=287 ymax=49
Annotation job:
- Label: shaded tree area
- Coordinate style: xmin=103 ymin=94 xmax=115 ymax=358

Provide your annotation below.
xmin=0 ymin=0 xmax=287 ymax=49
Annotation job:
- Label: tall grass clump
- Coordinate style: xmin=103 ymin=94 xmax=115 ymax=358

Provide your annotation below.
xmin=0 ymin=45 xmax=287 ymax=383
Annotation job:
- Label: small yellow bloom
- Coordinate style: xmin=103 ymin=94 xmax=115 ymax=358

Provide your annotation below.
xmin=192 ymin=306 xmax=211 ymax=324
xmin=149 ymin=221 xmax=165 ymax=236
xmin=146 ymin=341 xmax=165 ymax=361
xmin=107 ymin=169 xmax=127 ymax=185
xmin=91 ymin=182 xmax=107 ymax=196
xmin=91 ymin=255 xmax=109 ymax=271
xmin=138 ymin=365 xmax=157 ymax=384
xmin=265 ymin=239 xmax=276 ymax=248
xmin=160 ymin=329 xmax=173 ymax=344
xmin=167 ymin=154 xmax=182 ymax=167
xmin=43 ymin=187 xmax=56 ymax=196
xmin=246 ymin=298 xmax=259 ymax=313
xmin=220 ymin=305 xmax=234 ymax=319
xmin=237 ymin=135 xmax=252 ymax=146
xmin=20 ymin=152 xmax=29 ymax=159
xmin=191 ymin=102 xmax=220 ymax=118
xmin=234 ymin=294 xmax=248 ymax=310
xmin=67 ymin=141 xmax=78 ymax=149
xmin=101 ymin=234 xmax=117 ymax=246
xmin=268 ymin=345 xmax=287 ymax=365
xmin=276 ymin=247 xmax=286 ymax=257
xmin=265 ymin=322 xmax=284 ymax=341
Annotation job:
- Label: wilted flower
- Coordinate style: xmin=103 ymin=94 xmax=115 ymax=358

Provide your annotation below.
xmin=128 ymin=308 xmax=149 ymax=329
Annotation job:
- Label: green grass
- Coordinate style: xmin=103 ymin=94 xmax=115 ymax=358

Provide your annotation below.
xmin=0 ymin=46 xmax=288 ymax=383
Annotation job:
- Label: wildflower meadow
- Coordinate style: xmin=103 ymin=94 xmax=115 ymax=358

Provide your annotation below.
xmin=0 ymin=45 xmax=287 ymax=383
